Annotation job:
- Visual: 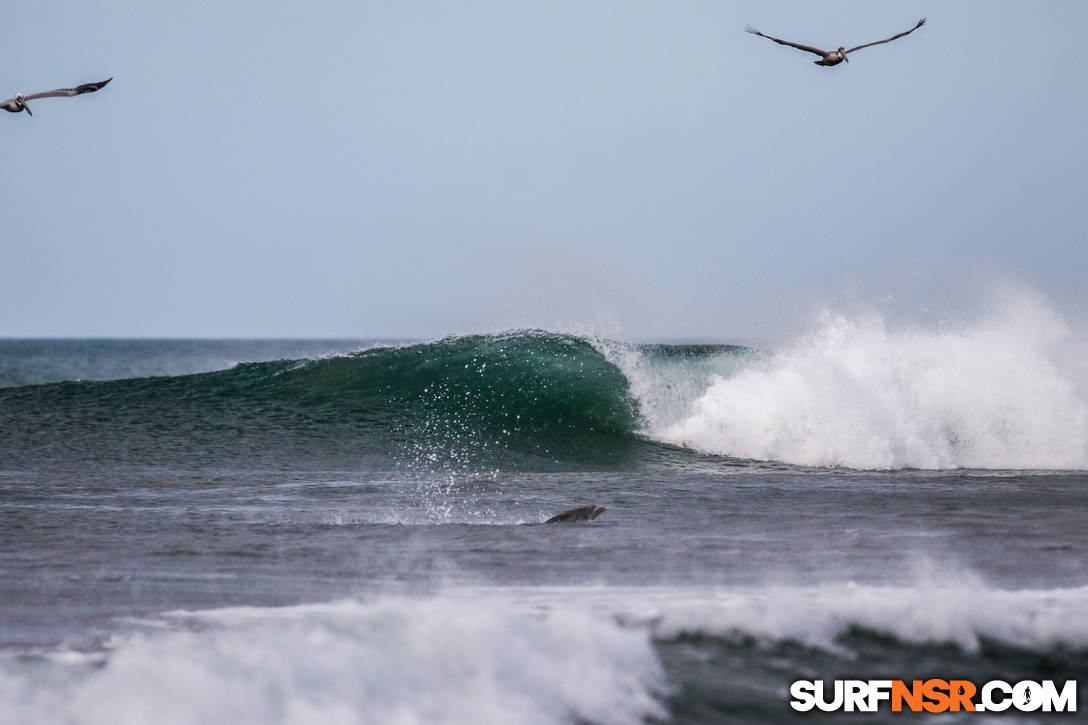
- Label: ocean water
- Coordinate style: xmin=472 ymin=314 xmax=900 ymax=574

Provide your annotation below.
xmin=2 ymin=302 xmax=1087 ymax=723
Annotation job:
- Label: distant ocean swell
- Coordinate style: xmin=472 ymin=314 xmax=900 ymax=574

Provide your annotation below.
xmin=3 ymin=298 xmax=1086 ymax=471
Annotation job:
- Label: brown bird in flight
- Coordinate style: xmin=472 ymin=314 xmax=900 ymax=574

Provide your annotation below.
xmin=1 ymin=77 xmax=112 ymax=117
xmin=745 ymin=18 xmax=926 ymax=67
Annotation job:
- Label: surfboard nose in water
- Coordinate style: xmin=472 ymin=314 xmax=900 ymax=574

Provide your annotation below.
xmin=545 ymin=505 xmax=606 ymax=523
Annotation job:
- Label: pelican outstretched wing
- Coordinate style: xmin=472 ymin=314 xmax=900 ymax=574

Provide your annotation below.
xmin=846 ymin=18 xmax=926 ymax=54
xmin=745 ymin=26 xmax=827 ymax=58
xmin=22 ymin=77 xmax=112 ymax=101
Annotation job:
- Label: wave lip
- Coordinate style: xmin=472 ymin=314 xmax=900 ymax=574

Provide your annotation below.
xmin=648 ymin=301 xmax=1088 ymax=470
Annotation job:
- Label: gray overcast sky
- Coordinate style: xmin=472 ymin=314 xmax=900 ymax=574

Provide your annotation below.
xmin=2 ymin=1 xmax=1085 ymax=339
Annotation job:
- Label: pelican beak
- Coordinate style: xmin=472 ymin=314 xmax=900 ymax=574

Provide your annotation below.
xmin=842 ymin=51 xmax=849 ymax=63
xmin=23 ymin=102 xmax=32 ymax=116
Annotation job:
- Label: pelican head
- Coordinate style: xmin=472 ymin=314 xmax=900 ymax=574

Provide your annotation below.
xmin=15 ymin=93 xmax=31 ymax=116
xmin=838 ymin=46 xmax=849 ymax=63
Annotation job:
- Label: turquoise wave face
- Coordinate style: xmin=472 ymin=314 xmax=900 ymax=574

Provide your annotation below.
xmin=0 ymin=331 xmax=667 ymax=471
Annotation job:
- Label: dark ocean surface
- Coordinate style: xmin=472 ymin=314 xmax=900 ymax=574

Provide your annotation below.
xmin=2 ymin=328 xmax=1086 ymax=723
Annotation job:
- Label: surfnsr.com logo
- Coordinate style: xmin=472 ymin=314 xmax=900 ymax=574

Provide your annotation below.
xmin=790 ymin=679 xmax=1077 ymax=713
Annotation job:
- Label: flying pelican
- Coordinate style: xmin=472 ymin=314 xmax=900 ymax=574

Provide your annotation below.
xmin=745 ymin=18 xmax=926 ymax=66
xmin=1 ymin=77 xmax=112 ymax=117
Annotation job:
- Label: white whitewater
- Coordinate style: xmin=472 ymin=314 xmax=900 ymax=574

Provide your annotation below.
xmin=610 ymin=293 xmax=1088 ymax=470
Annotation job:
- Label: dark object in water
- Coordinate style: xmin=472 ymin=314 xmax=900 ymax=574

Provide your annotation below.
xmin=545 ymin=505 xmax=606 ymax=524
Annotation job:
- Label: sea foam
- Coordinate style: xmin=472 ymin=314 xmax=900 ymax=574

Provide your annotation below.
xmin=444 ymin=578 xmax=1088 ymax=654
xmin=619 ymin=294 xmax=1088 ymax=469
xmin=0 ymin=597 xmax=665 ymax=725
xmin=4 ymin=582 xmax=1084 ymax=724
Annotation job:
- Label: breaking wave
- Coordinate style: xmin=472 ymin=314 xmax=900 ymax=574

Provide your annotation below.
xmin=0 ymin=597 xmax=666 ymax=725
xmin=3 ymin=295 xmax=1085 ymax=471
xmin=633 ymin=295 xmax=1088 ymax=469
xmin=4 ymin=581 xmax=1085 ymax=725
